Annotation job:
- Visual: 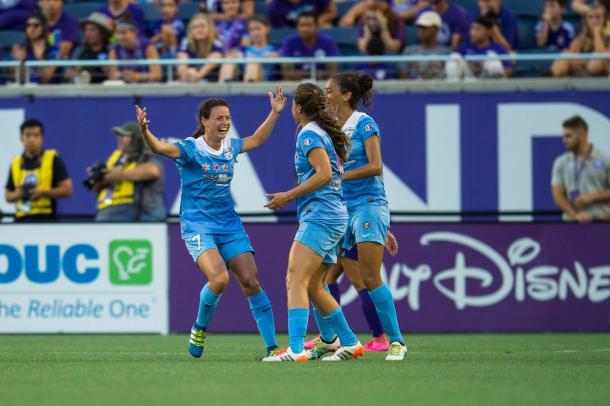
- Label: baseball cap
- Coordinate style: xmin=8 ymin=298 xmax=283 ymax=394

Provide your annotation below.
xmin=416 ymin=11 xmax=442 ymax=28
xmin=112 ymin=122 xmax=141 ymax=138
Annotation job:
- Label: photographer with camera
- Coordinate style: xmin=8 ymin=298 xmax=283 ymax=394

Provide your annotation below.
xmin=468 ymin=0 xmax=517 ymax=51
xmin=89 ymin=121 xmax=166 ymax=222
xmin=5 ymin=118 xmax=73 ymax=222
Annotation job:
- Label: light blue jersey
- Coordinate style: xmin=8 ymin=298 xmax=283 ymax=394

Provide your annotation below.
xmin=174 ymin=136 xmax=245 ymax=236
xmin=342 ymin=111 xmax=387 ymax=209
xmin=294 ymin=122 xmax=348 ymax=225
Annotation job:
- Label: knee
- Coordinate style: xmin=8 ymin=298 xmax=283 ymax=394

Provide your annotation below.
xmin=286 ymin=267 xmax=305 ymax=292
xmin=361 ymin=270 xmax=381 ymax=290
xmin=209 ymin=271 xmax=230 ymax=292
xmin=240 ymin=273 xmax=261 ymax=294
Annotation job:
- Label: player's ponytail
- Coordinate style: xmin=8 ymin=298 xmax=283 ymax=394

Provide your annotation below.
xmin=331 ymin=71 xmax=374 ymax=110
xmin=192 ymin=98 xmax=230 ymax=139
xmin=294 ymin=83 xmax=350 ymax=164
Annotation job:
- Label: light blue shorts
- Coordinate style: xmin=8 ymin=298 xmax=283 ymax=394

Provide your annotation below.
xmin=295 ymin=221 xmax=347 ymax=265
xmin=183 ymin=231 xmax=254 ymax=263
xmin=342 ymin=203 xmax=390 ymax=251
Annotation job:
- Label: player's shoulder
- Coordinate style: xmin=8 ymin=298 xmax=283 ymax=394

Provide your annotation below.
xmin=298 ymin=122 xmax=326 ymax=139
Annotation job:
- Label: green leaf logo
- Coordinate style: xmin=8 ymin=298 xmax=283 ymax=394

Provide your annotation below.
xmin=109 ymin=240 xmax=153 ymax=285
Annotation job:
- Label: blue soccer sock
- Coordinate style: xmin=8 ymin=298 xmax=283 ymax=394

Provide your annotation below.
xmin=288 ymin=308 xmax=309 ymax=354
xmin=324 ymin=307 xmax=358 ymax=347
xmin=368 ymin=284 xmax=404 ymax=345
xmin=195 ymin=283 xmax=221 ymax=329
xmin=248 ymin=290 xmax=277 ymax=350
xmin=313 ymin=305 xmax=337 ymax=343
xmin=359 ymin=288 xmax=384 ymax=337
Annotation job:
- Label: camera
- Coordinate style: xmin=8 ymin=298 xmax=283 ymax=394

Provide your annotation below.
xmin=83 ymin=161 xmax=108 ymax=190
xmin=21 ymin=182 xmax=36 ymax=201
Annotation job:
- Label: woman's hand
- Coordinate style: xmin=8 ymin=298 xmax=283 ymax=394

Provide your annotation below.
xmin=264 ymin=191 xmax=293 ymax=210
xmin=268 ymin=86 xmax=287 ymax=114
xmin=135 ymin=105 xmax=150 ymax=133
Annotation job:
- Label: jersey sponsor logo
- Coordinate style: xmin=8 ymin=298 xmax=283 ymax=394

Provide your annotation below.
xmin=303 ymin=138 xmax=313 ymax=146
xmin=363 ymin=222 xmax=370 ymax=229
xmin=223 ymin=149 xmax=233 ymax=160
xmin=364 ymin=124 xmax=373 ymax=132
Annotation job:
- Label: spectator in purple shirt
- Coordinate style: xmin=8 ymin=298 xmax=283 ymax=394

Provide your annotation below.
xmin=341 ymin=0 xmax=420 ymax=26
xmin=281 ymin=11 xmax=339 ymax=80
xmin=536 ymin=0 xmax=575 ymax=51
xmin=200 ymin=0 xmax=254 ymax=22
xmin=97 ymin=0 xmax=145 ymax=33
xmin=268 ymin=0 xmax=337 ymax=28
xmin=419 ymin=0 xmax=468 ymax=50
xmin=11 ymin=13 xmax=59 ymax=83
xmin=469 ymin=0 xmax=518 ymax=51
xmin=150 ymin=0 xmax=185 ymax=58
xmin=357 ymin=2 xmax=403 ymax=54
xmin=215 ymin=0 xmax=249 ymax=53
xmin=38 ymin=0 xmax=79 ymax=59
xmin=0 ymin=0 xmax=36 ymax=30
xmin=177 ymin=13 xmax=224 ymax=82
xmin=454 ymin=15 xmax=512 ymax=78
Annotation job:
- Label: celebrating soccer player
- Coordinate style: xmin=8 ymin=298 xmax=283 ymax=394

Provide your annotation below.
xmin=262 ymin=83 xmax=363 ymax=362
xmin=135 ymin=87 xmax=287 ymax=359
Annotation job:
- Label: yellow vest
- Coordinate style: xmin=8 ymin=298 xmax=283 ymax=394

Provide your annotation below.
xmin=97 ymin=150 xmax=137 ymax=209
xmin=10 ymin=150 xmax=56 ymax=218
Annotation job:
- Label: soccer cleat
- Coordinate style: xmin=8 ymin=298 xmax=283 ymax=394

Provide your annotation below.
xmin=265 ymin=347 xmax=285 ymax=357
xmin=306 ymin=336 xmax=340 ymax=360
xmin=385 ymin=341 xmax=407 ymax=361
xmin=363 ymin=334 xmax=390 ymax=352
xmin=304 ymin=334 xmax=321 ymax=350
xmin=321 ymin=341 xmax=364 ymax=361
xmin=262 ymin=347 xmax=308 ymax=362
xmin=188 ymin=324 xmax=207 ymax=358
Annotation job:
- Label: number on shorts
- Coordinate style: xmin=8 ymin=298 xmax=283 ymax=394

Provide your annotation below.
xmin=191 ymin=234 xmax=201 ymax=250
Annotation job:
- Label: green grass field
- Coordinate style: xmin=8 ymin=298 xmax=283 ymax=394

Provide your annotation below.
xmin=1 ymin=333 xmax=609 ymax=406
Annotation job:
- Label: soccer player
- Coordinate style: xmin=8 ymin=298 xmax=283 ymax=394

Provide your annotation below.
xmin=134 ymin=87 xmax=287 ymax=359
xmin=308 ymin=72 xmax=407 ymax=361
xmin=262 ymin=83 xmax=363 ymax=362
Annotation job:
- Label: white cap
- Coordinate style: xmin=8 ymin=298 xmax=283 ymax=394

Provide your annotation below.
xmin=416 ymin=11 xmax=442 ymax=28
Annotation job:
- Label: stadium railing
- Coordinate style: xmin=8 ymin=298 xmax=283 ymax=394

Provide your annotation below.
xmin=1 ymin=52 xmax=610 ymax=85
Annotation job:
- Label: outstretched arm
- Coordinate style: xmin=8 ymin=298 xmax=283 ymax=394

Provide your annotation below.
xmin=241 ymin=86 xmax=287 ymax=153
xmin=135 ymin=105 xmax=181 ymax=159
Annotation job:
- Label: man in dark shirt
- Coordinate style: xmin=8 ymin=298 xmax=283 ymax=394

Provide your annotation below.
xmin=5 ymin=118 xmax=73 ymax=222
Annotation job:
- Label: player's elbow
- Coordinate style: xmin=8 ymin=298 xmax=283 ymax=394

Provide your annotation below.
xmin=370 ymin=162 xmax=383 ymax=176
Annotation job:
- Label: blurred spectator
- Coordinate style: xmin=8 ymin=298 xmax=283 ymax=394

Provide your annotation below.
xmin=201 ymin=0 xmax=254 ymax=21
xmin=450 ymin=15 xmax=512 ymax=79
xmin=177 ymin=13 xmax=223 ymax=82
xmin=38 ymin=0 xmax=79 ymax=59
xmin=108 ymin=17 xmax=162 ymax=83
xmin=92 ymin=122 xmax=166 ymax=222
xmin=11 ymin=13 xmax=60 ymax=84
xmin=552 ymin=3 xmax=609 ymax=77
xmin=216 ymin=0 xmax=249 ymax=54
xmin=469 ymin=0 xmax=517 ymax=51
xmin=357 ymin=1 xmax=404 ymax=54
xmin=572 ymin=0 xmax=610 ymax=36
xmin=150 ymin=0 xmax=185 ymax=58
xmin=280 ymin=11 xmax=339 ymax=80
xmin=5 ymin=118 xmax=73 ymax=223
xmin=67 ymin=12 xmax=113 ymax=84
xmin=355 ymin=31 xmax=397 ymax=80
xmin=422 ymin=0 xmax=468 ymax=50
xmin=341 ymin=0 xmax=421 ymax=26
xmin=552 ymin=115 xmax=610 ymax=223
xmin=536 ymin=0 xmax=575 ymax=51
xmin=0 ymin=0 xmax=36 ymax=30
xmin=268 ymin=0 xmax=337 ymax=28
xmin=97 ymin=0 xmax=145 ymax=32
xmin=401 ymin=11 xmax=450 ymax=79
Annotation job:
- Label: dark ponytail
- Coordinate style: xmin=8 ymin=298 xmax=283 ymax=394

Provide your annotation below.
xmin=331 ymin=71 xmax=374 ymax=110
xmin=294 ymin=83 xmax=351 ymax=163
xmin=191 ymin=98 xmax=230 ymax=138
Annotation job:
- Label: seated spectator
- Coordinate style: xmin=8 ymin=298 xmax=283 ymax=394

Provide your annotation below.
xmin=108 ymin=17 xmax=162 ymax=83
xmin=11 ymin=13 xmax=60 ymax=84
xmin=39 ymin=0 xmax=79 ymax=59
xmin=223 ymin=15 xmax=279 ymax=82
xmin=150 ymin=0 xmax=186 ymax=58
xmin=280 ymin=11 xmax=339 ymax=80
xmin=201 ymin=0 xmax=254 ymax=22
xmin=357 ymin=1 xmax=404 ymax=54
xmin=97 ymin=0 xmax=145 ymax=33
xmin=177 ymin=13 xmax=223 ymax=82
xmin=67 ymin=12 xmax=113 ymax=84
xmin=552 ymin=3 xmax=610 ymax=77
xmin=355 ymin=30 xmax=398 ymax=80
xmin=401 ymin=11 xmax=451 ymax=80
xmin=536 ymin=0 xmax=575 ymax=51
xmin=451 ymin=15 xmax=512 ymax=79
xmin=572 ymin=0 xmax=610 ymax=36
xmin=268 ymin=0 xmax=337 ymax=28
xmin=0 ymin=0 xmax=36 ymax=30
xmin=421 ymin=0 xmax=468 ymax=50
xmin=469 ymin=0 xmax=517 ymax=51
xmin=392 ymin=0 xmax=424 ymax=22
xmin=341 ymin=0 xmax=420 ymax=26
xmin=216 ymin=0 xmax=249 ymax=54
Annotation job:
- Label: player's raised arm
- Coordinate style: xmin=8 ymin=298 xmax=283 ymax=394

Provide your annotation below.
xmin=135 ymin=105 xmax=181 ymax=159
xmin=241 ymin=86 xmax=287 ymax=153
